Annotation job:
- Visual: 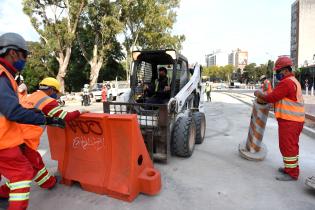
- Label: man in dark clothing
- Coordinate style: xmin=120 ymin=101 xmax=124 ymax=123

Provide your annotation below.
xmin=145 ymin=67 xmax=170 ymax=104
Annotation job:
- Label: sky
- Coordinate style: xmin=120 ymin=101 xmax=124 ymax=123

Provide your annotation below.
xmin=0 ymin=0 xmax=293 ymax=65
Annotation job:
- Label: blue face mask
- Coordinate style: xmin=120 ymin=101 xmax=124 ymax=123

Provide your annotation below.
xmin=13 ymin=59 xmax=26 ymax=72
xmin=50 ymin=93 xmax=58 ymax=99
xmin=275 ymin=73 xmax=284 ymax=81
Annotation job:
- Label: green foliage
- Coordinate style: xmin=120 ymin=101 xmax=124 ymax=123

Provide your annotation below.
xmin=202 ymin=65 xmax=234 ymax=82
xmin=121 ymin=0 xmax=184 ymax=52
xmin=22 ymin=42 xmax=57 ymax=93
xmin=21 ymin=0 xmax=184 ymax=91
xmin=242 ymin=62 xmax=272 ymax=83
xmin=23 ymin=0 xmax=86 ymax=53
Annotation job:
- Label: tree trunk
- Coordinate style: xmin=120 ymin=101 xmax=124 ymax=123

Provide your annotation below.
xmin=89 ymin=60 xmax=103 ymax=88
xmin=56 ymin=47 xmax=71 ymax=93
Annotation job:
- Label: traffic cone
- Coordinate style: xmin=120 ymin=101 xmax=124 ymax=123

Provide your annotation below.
xmin=239 ymin=100 xmax=270 ymax=161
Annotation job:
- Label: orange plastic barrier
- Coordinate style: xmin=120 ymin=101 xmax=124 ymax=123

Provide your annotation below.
xmin=47 ymin=113 xmax=161 ymax=202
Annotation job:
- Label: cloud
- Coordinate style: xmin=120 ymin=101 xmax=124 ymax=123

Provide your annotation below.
xmin=0 ymin=0 xmax=39 ymax=41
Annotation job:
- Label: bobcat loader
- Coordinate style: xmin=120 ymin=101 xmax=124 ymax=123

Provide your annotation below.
xmin=104 ymin=49 xmax=206 ymax=162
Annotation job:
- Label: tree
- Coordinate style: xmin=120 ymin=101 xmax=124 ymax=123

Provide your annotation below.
xmin=23 ymin=42 xmax=57 ymax=93
xmin=242 ymin=63 xmax=256 ymax=83
xmin=120 ymin=0 xmax=185 ymax=79
xmin=23 ymin=0 xmax=87 ymax=93
xmin=77 ymin=0 xmax=124 ymax=88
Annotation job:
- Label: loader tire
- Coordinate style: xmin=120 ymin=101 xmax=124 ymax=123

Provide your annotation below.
xmin=192 ymin=112 xmax=206 ymax=144
xmin=171 ymin=116 xmax=196 ymax=157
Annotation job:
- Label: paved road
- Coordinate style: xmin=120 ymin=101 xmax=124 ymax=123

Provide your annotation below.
xmin=1 ymin=92 xmax=315 ymax=210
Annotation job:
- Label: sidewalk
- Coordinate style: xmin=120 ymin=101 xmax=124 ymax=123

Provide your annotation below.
xmin=304 ymin=95 xmax=315 ymax=118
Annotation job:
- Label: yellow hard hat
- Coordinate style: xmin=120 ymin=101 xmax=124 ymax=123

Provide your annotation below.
xmin=39 ymin=77 xmax=61 ymax=92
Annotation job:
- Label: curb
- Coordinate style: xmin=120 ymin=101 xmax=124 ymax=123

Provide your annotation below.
xmin=223 ymin=92 xmax=315 ymax=139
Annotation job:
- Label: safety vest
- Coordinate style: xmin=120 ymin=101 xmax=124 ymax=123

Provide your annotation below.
xmin=155 ymin=77 xmax=170 ymax=92
xmin=262 ymin=79 xmax=272 ymax=94
xmin=205 ymin=85 xmax=211 ymax=92
xmin=20 ymin=90 xmax=55 ymax=150
xmin=0 ymin=65 xmax=24 ymax=149
xmin=274 ymin=76 xmax=305 ymax=122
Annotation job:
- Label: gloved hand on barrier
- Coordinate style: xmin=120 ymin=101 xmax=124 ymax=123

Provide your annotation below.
xmin=45 ymin=116 xmax=65 ymax=128
xmin=254 ymin=90 xmax=267 ymax=104
xmin=79 ymin=109 xmax=90 ymax=114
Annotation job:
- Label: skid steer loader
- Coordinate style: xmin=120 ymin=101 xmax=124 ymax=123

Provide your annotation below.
xmin=103 ymin=49 xmax=205 ymax=162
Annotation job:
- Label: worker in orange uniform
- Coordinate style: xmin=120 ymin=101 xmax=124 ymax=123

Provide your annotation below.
xmin=254 ymin=56 xmax=304 ymax=181
xmin=0 ymin=77 xmax=89 ymax=197
xmin=0 ymin=32 xmax=63 ymax=210
xmin=101 ymin=83 xmax=107 ymax=102
xmin=260 ymin=75 xmax=273 ymax=94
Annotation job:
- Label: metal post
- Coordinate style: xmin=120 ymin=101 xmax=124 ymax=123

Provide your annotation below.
xmin=272 ymin=71 xmax=275 ymax=88
xmin=312 ymin=67 xmax=315 ymax=96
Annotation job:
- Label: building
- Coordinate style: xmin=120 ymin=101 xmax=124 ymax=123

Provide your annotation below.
xmin=228 ymin=49 xmax=248 ymax=72
xmin=205 ymin=50 xmax=229 ymax=67
xmin=291 ymin=0 xmax=315 ymax=68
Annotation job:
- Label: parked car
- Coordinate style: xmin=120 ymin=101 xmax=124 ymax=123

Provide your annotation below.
xmin=91 ymin=83 xmax=103 ymax=102
xmin=107 ymin=80 xmax=130 ymax=101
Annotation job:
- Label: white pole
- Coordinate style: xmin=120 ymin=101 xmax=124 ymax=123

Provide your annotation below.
xmin=311 ymin=86 xmax=314 ymax=96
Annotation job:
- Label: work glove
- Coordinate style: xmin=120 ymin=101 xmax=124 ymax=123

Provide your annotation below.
xmin=45 ymin=116 xmax=66 ymax=128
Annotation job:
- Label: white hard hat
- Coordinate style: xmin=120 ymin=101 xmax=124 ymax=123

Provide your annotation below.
xmin=260 ymin=75 xmax=266 ymax=80
xmin=0 ymin=32 xmax=29 ymax=55
xmin=84 ymin=84 xmax=89 ymax=88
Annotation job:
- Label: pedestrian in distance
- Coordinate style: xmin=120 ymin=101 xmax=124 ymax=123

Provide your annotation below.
xmin=260 ymin=75 xmax=273 ymax=94
xmin=0 ymin=32 xmax=63 ymax=210
xmin=205 ymin=82 xmax=212 ymax=102
xmin=101 ymin=83 xmax=107 ymax=102
xmin=255 ymin=56 xmax=304 ymax=181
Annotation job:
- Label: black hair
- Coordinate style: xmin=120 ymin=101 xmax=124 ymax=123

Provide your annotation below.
xmin=158 ymin=67 xmax=167 ymax=73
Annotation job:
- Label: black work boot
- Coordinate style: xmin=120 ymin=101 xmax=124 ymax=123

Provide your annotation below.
xmin=275 ymin=173 xmax=296 ymax=181
xmin=278 ymin=167 xmax=286 ymax=174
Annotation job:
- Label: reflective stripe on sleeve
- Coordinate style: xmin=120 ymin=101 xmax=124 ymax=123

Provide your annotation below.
xmin=7 ymin=180 xmax=31 ymax=191
xmin=9 ymin=192 xmax=30 ymax=201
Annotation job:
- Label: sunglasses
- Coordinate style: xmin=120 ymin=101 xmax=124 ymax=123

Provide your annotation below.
xmin=19 ymin=50 xmax=28 ymax=59
xmin=14 ymin=49 xmax=28 ymax=59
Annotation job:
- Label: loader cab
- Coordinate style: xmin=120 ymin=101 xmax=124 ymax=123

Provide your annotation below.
xmin=131 ymin=49 xmax=189 ymax=103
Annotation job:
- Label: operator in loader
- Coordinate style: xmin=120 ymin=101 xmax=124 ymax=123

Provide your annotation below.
xmin=144 ymin=67 xmax=170 ymax=104
xmin=254 ymin=56 xmax=304 ymax=181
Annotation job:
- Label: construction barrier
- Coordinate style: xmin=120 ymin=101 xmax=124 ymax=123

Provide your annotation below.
xmin=47 ymin=113 xmax=161 ymax=202
xmin=239 ymin=100 xmax=270 ymax=161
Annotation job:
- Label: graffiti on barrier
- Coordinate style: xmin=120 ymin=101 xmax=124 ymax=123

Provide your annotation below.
xmin=68 ymin=120 xmax=103 ymax=135
xmin=72 ymin=136 xmax=105 ymax=151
